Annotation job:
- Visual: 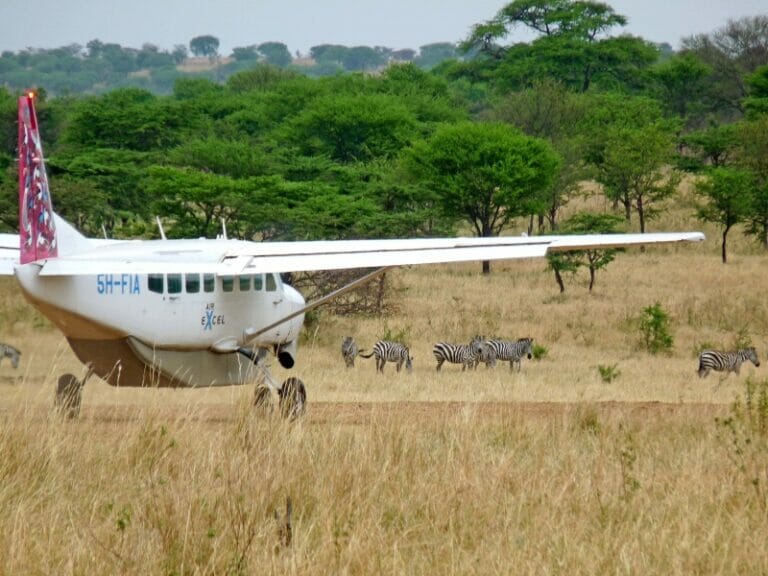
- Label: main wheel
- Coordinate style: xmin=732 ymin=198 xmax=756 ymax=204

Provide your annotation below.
xmin=55 ymin=373 xmax=82 ymax=419
xmin=278 ymin=377 xmax=306 ymax=421
xmin=253 ymin=383 xmax=274 ymax=415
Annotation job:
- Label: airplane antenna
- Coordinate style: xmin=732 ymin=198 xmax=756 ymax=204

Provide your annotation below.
xmin=156 ymin=216 xmax=167 ymax=240
xmin=220 ymin=218 xmax=228 ymax=240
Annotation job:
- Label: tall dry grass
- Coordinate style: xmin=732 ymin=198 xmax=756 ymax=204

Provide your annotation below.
xmin=1 ymin=195 xmax=768 ymax=573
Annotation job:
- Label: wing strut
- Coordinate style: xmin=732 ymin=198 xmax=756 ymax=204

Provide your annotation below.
xmin=244 ymin=267 xmax=389 ymax=341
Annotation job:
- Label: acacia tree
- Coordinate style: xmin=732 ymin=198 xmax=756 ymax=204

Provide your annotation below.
xmin=736 ymin=116 xmax=768 ymax=248
xmin=696 ymin=167 xmax=753 ymax=263
xmin=485 ymin=80 xmax=591 ymax=231
xmin=461 ymin=0 xmax=654 ymax=92
xmin=189 ymin=35 xmax=220 ymax=59
xmin=546 ymin=212 xmax=623 ymax=292
xmin=596 ymin=121 xmax=680 ymax=233
xmin=682 ymin=16 xmax=768 ymax=112
xmin=402 ymin=121 xmax=559 ymax=274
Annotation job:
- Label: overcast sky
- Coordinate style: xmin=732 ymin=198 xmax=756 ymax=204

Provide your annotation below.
xmin=0 ymin=0 xmax=765 ymax=57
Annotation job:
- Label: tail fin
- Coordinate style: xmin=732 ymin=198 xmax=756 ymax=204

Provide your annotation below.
xmin=18 ymin=92 xmax=57 ymax=264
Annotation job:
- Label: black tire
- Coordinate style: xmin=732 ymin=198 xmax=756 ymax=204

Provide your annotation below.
xmin=55 ymin=373 xmax=82 ymax=419
xmin=278 ymin=377 xmax=306 ymax=421
xmin=253 ymin=384 xmax=274 ymax=415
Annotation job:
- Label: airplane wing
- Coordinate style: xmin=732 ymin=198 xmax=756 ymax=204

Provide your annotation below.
xmin=34 ymin=231 xmax=704 ymax=276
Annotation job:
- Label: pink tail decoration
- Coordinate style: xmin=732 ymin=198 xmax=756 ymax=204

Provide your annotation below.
xmin=18 ymin=93 xmax=57 ymax=264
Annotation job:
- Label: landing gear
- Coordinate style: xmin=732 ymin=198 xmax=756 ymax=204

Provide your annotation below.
xmin=54 ymin=373 xmax=83 ymax=418
xmin=253 ymin=384 xmax=274 ymax=414
xmin=54 ymin=365 xmax=94 ymax=419
xmin=239 ymin=347 xmax=307 ymax=420
xmin=278 ymin=377 xmax=306 ymax=421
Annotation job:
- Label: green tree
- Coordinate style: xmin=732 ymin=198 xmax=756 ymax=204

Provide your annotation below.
xmin=696 ymin=167 xmax=754 ymax=263
xmin=65 ymin=89 xmax=204 ymax=151
xmin=257 ymin=42 xmax=292 ymax=68
xmin=416 ymin=43 xmax=458 ymax=69
xmin=189 ymin=35 xmax=220 ymax=59
xmin=681 ymin=124 xmax=738 ymax=170
xmin=462 ymin=0 xmax=654 ymax=93
xmin=581 ymin=95 xmax=676 ymax=230
xmin=402 ymin=121 xmax=559 ymax=273
xmin=341 ymin=46 xmax=386 ymax=71
xmin=735 ymin=116 xmax=768 ymax=248
xmin=744 ymin=64 xmax=768 ymax=117
xmin=287 ymin=93 xmax=418 ymax=163
xmin=546 ymin=211 xmax=623 ymax=292
xmin=145 ymin=166 xmax=248 ymax=238
xmin=651 ymin=52 xmax=712 ymax=125
xmin=681 ymin=15 xmax=768 ymax=117
xmin=231 ymin=45 xmax=259 ymax=61
xmin=309 ymin=44 xmax=348 ymax=64
xmin=485 ymin=80 xmax=591 ymax=231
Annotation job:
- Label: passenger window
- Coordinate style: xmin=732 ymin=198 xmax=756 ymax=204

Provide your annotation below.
xmin=238 ymin=275 xmax=251 ymax=291
xmin=167 ymin=274 xmax=182 ymax=294
xmin=221 ymin=275 xmax=234 ymax=292
xmin=148 ymin=273 xmax=164 ymax=294
xmin=186 ymin=273 xmax=200 ymax=293
xmin=203 ymin=273 xmax=215 ymax=293
xmin=253 ymin=274 xmax=263 ymax=291
xmin=266 ymin=273 xmax=277 ymax=292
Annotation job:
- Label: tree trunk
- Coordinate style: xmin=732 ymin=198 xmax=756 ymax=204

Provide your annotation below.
xmin=482 ymin=260 xmax=491 ymax=275
xmin=554 ymin=268 xmax=565 ymax=293
xmin=588 ymin=266 xmax=596 ymax=292
xmin=722 ymin=226 xmax=730 ymax=263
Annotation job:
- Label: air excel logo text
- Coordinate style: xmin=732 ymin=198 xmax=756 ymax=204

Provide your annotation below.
xmin=201 ymin=303 xmax=225 ymax=330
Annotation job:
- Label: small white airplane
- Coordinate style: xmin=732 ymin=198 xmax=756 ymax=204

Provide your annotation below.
xmin=0 ymin=93 xmax=705 ymax=416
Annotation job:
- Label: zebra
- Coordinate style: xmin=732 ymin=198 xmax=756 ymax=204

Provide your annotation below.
xmin=485 ymin=337 xmax=534 ymax=372
xmin=341 ymin=336 xmax=359 ymax=368
xmin=433 ymin=336 xmax=484 ymax=372
xmin=476 ymin=339 xmax=497 ymax=369
xmin=359 ymin=340 xmax=413 ymax=373
xmin=0 ymin=343 xmax=21 ymax=369
xmin=697 ymin=347 xmax=760 ymax=378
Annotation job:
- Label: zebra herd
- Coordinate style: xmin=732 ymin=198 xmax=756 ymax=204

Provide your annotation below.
xmin=342 ymin=335 xmax=763 ymax=381
xmin=342 ymin=335 xmax=534 ymax=374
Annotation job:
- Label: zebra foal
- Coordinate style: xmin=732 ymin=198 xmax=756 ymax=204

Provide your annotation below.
xmin=341 ymin=336 xmax=359 ymax=368
xmin=697 ymin=347 xmax=760 ymax=378
xmin=433 ymin=336 xmax=484 ymax=372
xmin=359 ymin=340 xmax=413 ymax=373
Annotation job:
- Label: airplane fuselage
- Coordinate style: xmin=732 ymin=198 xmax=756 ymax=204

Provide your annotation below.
xmin=14 ymin=239 xmax=306 ymax=388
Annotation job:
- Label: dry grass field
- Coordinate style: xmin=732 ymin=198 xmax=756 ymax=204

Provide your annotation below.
xmin=1 ymin=198 xmax=768 ymax=574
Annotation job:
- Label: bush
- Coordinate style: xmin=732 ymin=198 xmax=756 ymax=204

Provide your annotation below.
xmin=597 ymin=364 xmax=621 ymax=383
xmin=532 ymin=343 xmax=548 ymax=360
xmin=639 ymin=302 xmax=674 ymax=355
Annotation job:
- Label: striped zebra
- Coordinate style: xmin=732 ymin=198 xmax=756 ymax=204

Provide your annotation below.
xmin=359 ymin=340 xmax=413 ymax=373
xmin=341 ymin=336 xmax=359 ymax=368
xmin=697 ymin=347 xmax=760 ymax=378
xmin=433 ymin=336 xmax=484 ymax=372
xmin=485 ymin=337 xmax=534 ymax=372
xmin=0 ymin=343 xmax=20 ymax=369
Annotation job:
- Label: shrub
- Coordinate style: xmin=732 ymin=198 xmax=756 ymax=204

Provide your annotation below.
xmin=597 ymin=364 xmax=621 ymax=383
xmin=639 ymin=302 xmax=674 ymax=355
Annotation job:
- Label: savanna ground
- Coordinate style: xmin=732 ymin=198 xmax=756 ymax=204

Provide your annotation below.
xmin=2 ymin=192 xmax=768 ymax=574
